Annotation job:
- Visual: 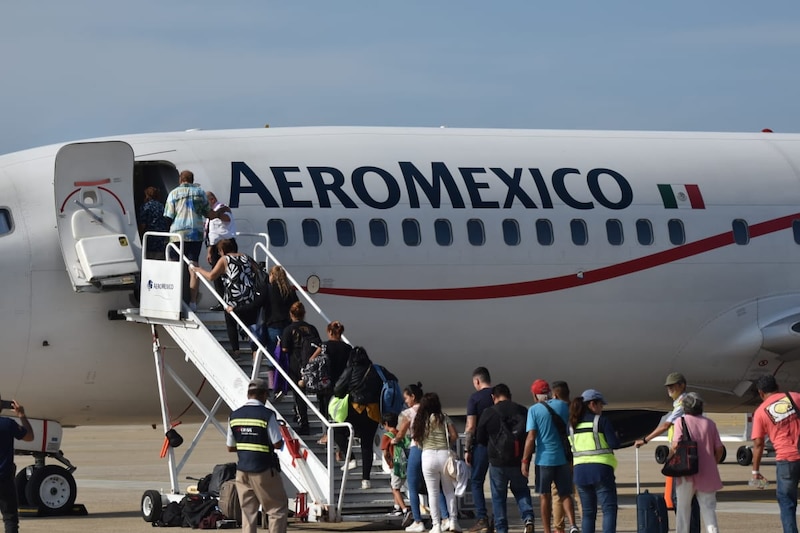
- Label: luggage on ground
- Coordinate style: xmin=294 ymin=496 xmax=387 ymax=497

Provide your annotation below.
xmin=635 ymin=446 xmax=669 ymax=533
xmin=218 ymin=479 xmax=242 ymax=525
xmin=208 ymin=462 xmax=237 ymax=496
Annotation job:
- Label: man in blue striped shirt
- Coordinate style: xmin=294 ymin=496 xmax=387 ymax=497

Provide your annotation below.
xmin=164 ymin=170 xmax=229 ymax=310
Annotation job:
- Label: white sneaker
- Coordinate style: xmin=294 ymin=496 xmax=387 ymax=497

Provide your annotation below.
xmin=449 ymin=519 xmax=462 ymax=532
xmin=441 ymin=519 xmax=450 ymax=531
xmin=361 ymin=479 xmax=371 ymax=489
xmin=340 ymin=459 xmax=357 ymax=471
xmin=406 ymin=522 xmax=426 ymax=533
xmin=429 ymin=525 xmax=443 ymax=533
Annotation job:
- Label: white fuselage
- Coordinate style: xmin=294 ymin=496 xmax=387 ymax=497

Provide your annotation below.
xmin=2 ymin=126 xmax=800 ymax=426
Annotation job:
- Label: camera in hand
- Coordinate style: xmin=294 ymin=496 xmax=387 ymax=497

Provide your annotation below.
xmin=0 ymin=400 xmax=13 ymax=411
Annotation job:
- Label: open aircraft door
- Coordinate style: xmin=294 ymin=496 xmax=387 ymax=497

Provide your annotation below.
xmin=54 ymin=141 xmax=141 ymax=292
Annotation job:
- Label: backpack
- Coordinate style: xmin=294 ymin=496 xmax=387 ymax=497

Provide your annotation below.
xmin=180 ymin=493 xmax=219 ymax=528
xmin=293 ymin=324 xmax=322 ymax=368
xmin=223 ymin=255 xmax=256 ymax=305
xmin=208 ymin=462 xmax=237 ymax=497
xmin=373 ymin=365 xmax=404 ymax=415
xmin=154 ymin=501 xmax=183 ymax=527
xmin=386 ymin=430 xmax=410 ymax=478
xmin=247 ymin=257 xmax=269 ymax=298
xmin=301 ymin=352 xmax=332 ymax=393
xmin=489 ymin=406 xmax=526 ymax=461
xmin=217 ymin=479 xmax=241 ymax=525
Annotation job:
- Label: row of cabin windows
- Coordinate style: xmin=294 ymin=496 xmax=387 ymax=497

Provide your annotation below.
xmin=0 ymin=208 xmax=789 ymax=249
xmin=266 ymin=217 xmax=762 ymax=248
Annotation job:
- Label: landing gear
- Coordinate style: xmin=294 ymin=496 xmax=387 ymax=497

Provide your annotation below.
xmin=24 ymin=465 xmax=77 ymax=514
xmin=737 ymin=446 xmax=753 ymax=466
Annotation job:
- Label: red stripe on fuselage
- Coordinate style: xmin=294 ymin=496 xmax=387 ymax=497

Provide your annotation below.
xmin=317 ymin=212 xmax=799 ymax=301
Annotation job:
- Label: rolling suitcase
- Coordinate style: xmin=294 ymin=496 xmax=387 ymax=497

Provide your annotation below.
xmin=636 ymin=446 xmax=669 ymax=533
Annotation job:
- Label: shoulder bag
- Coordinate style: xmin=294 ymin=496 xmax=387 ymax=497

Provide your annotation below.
xmin=660 ymin=416 xmax=699 ymax=477
xmin=541 ymin=401 xmax=573 ymax=462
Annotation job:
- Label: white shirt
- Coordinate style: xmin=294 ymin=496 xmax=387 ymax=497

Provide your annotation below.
xmin=206 ymin=201 xmax=236 ymax=245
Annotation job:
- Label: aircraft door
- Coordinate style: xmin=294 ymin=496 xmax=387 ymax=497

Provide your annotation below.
xmin=54 ymin=141 xmax=140 ymax=292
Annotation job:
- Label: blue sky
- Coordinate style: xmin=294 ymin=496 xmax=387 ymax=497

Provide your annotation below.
xmin=1 ymin=1 xmax=799 ymax=154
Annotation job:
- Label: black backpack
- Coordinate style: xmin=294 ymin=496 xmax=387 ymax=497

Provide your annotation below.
xmin=208 ymin=463 xmax=237 ymax=497
xmin=153 ymin=501 xmax=183 ymax=527
xmin=180 ymin=494 xmax=219 ymax=528
xmin=293 ymin=325 xmax=321 ymax=367
xmin=489 ymin=406 xmax=526 ymax=461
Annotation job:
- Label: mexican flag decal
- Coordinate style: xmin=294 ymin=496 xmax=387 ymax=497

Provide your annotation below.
xmin=657 ymin=184 xmax=705 ymax=209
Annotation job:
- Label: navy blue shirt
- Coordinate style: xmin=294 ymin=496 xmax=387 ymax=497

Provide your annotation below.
xmin=0 ymin=417 xmax=27 ymax=477
xmin=468 ymin=387 xmax=494 ymax=443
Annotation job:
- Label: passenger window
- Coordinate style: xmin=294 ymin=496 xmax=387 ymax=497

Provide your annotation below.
xmin=336 ymin=219 xmax=355 ymax=247
xmin=402 ymin=219 xmax=421 ymax=246
xmin=668 ymin=219 xmax=685 ymax=245
xmin=636 ymin=219 xmax=653 ymax=245
xmin=0 ymin=208 xmax=11 ymax=236
xmin=434 ymin=219 xmax=452 ymax=246
xmin=502 ymin=219 xmax=520 ymax=246
xmin=794 ymin=220 xmax=800 ymax=245
xmin=302 ymin=219 xmax=322 ymax=247
xmin=467 ymin=219 xmax=485 ymax=246
xmin=732 ymin=219 xmax=749 ymax=245
xmin=606 ymin=219 xmax=623 ymax=246
xmin=570 ymin=219 xmax=588 ymax=246
xmin=267 ymin=219 xmax=287 ymax=247
xmin=536 ymin=219 xmax=553 ymax=246
xmin=369 ymin=219 xmax=388 ymax=247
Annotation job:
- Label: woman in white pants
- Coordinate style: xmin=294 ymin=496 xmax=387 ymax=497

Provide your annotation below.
xmin=671 ymin=392 xmax=724 ymax=533
xmin=411 ymin=392 xmax=461 ymax=533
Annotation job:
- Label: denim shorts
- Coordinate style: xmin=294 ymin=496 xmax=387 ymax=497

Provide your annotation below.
xmin=534 ymin=463 xmax=572 ymax=496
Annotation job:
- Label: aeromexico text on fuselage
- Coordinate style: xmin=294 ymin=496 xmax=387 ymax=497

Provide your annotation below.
xmin=228 ymin=162 xmax=634 ymax=210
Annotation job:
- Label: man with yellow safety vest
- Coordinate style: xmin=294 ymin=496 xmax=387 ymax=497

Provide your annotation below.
xmin=227 ymin=378 xmax=288 ymax=533
xmin=568 ymin=389 xmax=620 ymax=533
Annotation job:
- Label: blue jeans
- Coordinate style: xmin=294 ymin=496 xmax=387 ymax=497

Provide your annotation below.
xmin=576 ymin=476 xmax=617 ymax=533
xmin=471 ymin=443 xmax=489 ymax=520
xmin=776 ymin=460 xmax=800 ymax=533
xmin=488 ymin=465 xmax=534 ymax=533
xmin=407 ymin=446 xmax=449 ymax=522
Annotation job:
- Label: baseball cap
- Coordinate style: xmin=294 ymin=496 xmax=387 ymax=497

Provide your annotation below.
xmin=531 ymin=379 xmax=550 ymax=395
xmin=248 ymin=378 xmax=269 ymax=392
xmin=664 ymin=372 xmax=686 ymax=386
xmin=581 ymin=389 xmax=607 ymax=405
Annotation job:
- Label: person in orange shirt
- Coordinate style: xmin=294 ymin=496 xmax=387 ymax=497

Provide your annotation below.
xmin=751 ymin=375 xmax=800 ymax=533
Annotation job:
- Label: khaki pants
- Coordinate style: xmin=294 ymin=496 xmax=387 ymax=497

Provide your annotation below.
xmin=551 ymin=482 xmax=581 ymax=531
xmin=236 ymin=469 xmax=288 ymax=533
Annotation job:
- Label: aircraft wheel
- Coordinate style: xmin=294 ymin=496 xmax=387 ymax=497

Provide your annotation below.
xmin=14 ymin=468 xmax=29 ymax=506
xmin=737 ymin=446 xmax=753 ymax=466
xmin=25 ymin=465 xmax=77 ymax=515
xmin=718 ymin=446 xmax=727 ymax=464
xmin=141 ymin=490 xmax=163 ymax=523
xmin=654 ymin=445 xmax=670 ymax=464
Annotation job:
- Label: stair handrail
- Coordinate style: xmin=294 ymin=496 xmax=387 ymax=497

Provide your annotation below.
xmin=164 ymin=238 xmax=356 ymax=519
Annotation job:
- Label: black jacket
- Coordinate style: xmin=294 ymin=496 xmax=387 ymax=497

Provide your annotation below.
xmin=476 ymin=399 xmax=528 ymax=467
xmin=333 ymin=363 xmax=382 ymax=405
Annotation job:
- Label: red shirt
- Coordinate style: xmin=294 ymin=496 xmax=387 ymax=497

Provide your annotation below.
xmin=752 ymin=391 xmax=800 ymax=462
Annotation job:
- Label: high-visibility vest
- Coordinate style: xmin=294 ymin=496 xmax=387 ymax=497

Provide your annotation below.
xmin=568 ymin=414 xmax=617 ymax=469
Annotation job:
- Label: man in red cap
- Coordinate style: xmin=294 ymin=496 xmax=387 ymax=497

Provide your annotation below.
xmin=521 ymin=380 xmax=578 ymax=533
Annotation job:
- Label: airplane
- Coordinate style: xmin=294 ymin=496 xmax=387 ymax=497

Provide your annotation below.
xmin=1 ymin=125 xmax=799 ymax=514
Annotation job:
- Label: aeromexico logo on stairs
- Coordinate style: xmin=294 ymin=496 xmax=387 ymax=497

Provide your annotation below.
xmin=147 ymin=280 xmax=175 ymax=291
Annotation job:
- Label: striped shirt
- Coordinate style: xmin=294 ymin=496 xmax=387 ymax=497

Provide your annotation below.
xmin=163 ymin=183 xmax=211 ymax=242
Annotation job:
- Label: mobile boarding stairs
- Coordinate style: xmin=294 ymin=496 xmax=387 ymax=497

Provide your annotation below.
xmin=125 ymin=233 xmax=397 ymax=523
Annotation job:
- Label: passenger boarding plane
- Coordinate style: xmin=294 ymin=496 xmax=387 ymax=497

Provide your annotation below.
xmin=1 ymin=126 xmax=799 ymax=513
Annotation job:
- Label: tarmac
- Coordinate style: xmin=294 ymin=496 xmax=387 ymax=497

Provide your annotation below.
xmin=13 ymin=414 xmax=784 ymax=532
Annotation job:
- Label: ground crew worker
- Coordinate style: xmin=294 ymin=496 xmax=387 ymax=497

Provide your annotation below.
xmin=569 ymin=389 xmax=620 ymax=533
xmin=227 ymin=378 xmax=287 ymax=533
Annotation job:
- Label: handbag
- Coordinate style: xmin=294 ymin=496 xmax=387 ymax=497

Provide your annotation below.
xmin=443 ymin=415 xmax=463 ymax=479
xmin=328 ymin=394 xmax=350 ymax=423
xmin=661 ymin=416 xmax=699 ymax=477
